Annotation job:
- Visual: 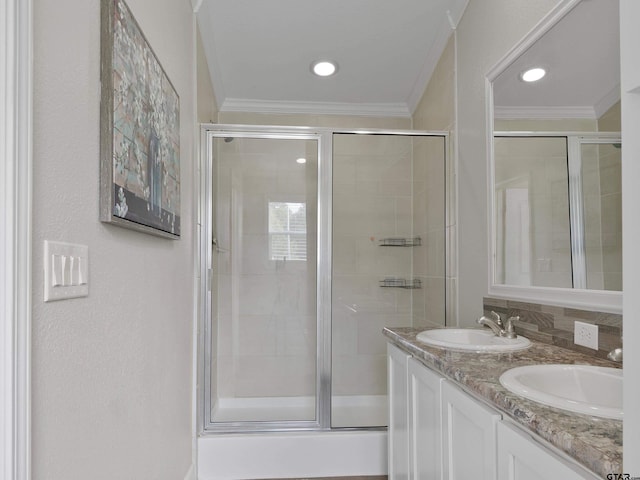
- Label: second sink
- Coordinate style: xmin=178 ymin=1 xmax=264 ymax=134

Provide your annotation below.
xmin=499 ymin=364 xmax=623 ymax=420
xmin=416 ymin=328 xmax=531 ymax=352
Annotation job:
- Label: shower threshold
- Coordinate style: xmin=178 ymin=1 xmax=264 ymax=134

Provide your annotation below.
xmin=211 ymin=394 xmax=387 ymax=427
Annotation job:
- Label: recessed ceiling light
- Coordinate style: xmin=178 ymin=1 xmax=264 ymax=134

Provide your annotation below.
xmin=520 ymin=67 xmax=546 ymax=82
xmin=311 ymin=60 xmax=338 ymax=77
xmin=296 ymin=157 xmax=307 ymax=164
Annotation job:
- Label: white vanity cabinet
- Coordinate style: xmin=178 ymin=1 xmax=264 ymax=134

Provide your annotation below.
xmin=387 ymin=342 xmax=600 ymax=480
xmin=388 ymin=343 xmax=499 ymax=480
xmin=408 ymin=357 xmax=443 ymax=479
xmin=388 ymin=343 xmax=411 ymax=480
xmin=441 ymin=380 xmax=500 ymax=480
xmin=497 ymin=421 xmax=600 ymax=480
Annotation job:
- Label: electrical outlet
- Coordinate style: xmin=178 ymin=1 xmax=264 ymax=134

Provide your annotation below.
xmin=574 ymin=321 xmax=599 ymax=350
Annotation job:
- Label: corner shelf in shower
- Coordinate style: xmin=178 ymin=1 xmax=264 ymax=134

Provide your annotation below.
xmin=378 ymin=236 xmax=421 ymax=247
xmin=379 ymin=278 xmax=422 ymax=289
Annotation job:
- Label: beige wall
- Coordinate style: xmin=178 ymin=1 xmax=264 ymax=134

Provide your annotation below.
xmin=494 ymin=118 xmax=596 ymax=131
xmin=455 ymin=0 xmax=561 ymax=324
xmin=412 ymin=35 xmax=455 ymax=326
xmin=218 ymin=111 xmax=411 ymax=130
xmin=599 ymin=100 xmax=622 ymax=131
xmin=32 ymin=0 xmax=196 ymax=478
xmin=197 ymin=23 xmax=218 ymax=124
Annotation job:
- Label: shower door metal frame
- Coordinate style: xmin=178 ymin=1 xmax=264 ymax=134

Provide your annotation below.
xmin=198 ymin=124 xmax=449 ymax=434
xmin=199 ymin=124 xmax=333 ymax=433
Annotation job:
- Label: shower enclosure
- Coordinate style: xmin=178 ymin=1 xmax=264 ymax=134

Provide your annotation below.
xmin=199 ymin=125 xmax=447 ymax=433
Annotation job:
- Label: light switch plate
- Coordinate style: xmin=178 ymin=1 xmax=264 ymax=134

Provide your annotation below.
xmin=44 ymin=240 xmax=89 ymax=302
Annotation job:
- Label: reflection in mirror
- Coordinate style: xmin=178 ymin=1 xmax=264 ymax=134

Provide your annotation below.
xmin=494 ymin=136 xmax=570 ymax=288
xmin=494 ymin=133 xmax=621 ymax=291
xmin=491 ymin=0 xmax=621 ymax=294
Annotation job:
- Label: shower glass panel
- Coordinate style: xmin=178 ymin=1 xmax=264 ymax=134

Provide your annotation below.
xmin=331 ymin=133 xmax=447 ymax=428
xmin=210 ymin=135 xmax=319 ymax=425
xmin=581 ymin=142 xmax=622 ymax=291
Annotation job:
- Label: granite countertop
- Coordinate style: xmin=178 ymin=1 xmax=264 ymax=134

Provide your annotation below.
xmin=383 ymin=326 xmax=622 ymax=479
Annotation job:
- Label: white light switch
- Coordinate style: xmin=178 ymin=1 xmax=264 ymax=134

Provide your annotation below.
xmin=44 ymin=241 xmax=89 ymax=302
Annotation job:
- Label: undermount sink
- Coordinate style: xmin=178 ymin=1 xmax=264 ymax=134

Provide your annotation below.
xmin=416 ymin=328 xmax=531 ymax=352
xmin=499 ymin=364 xmax=623 ymax=420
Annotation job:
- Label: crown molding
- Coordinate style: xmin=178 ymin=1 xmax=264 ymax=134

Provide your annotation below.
xmin=493 ymin=105 xmax=596 ymax=120
xmin=220 ymin=98 xmax=411 ymax=118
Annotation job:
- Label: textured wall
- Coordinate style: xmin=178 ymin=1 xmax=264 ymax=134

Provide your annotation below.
xmin=454 ymin=0 xmax=562 ymax=324
xmin=31 ymin=0 xmax=196 ymax=478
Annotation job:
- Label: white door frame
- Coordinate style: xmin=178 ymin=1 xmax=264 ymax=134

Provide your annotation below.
xmin=1 ymin=0 xmax=32 ymax=478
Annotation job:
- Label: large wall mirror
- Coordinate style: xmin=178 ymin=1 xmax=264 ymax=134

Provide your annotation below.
xmin=487 ymin=0 xmax=621 ymax=312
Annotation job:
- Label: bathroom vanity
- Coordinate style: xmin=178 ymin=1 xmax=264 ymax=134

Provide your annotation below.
xmin=385 ymin=327 xmax=622 ymax=480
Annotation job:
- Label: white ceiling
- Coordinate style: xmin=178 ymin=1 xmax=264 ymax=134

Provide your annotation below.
xmin=195 ymin=0 xmax=469 ymax=117
xmin=195 ymin=0 xmax=620 ymax=121
xmin=493 ymin=0 xmax=620 ymax=120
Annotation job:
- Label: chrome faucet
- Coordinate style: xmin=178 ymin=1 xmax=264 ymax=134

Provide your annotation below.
xmin=477 ymin=311 xmax=519 ymax=339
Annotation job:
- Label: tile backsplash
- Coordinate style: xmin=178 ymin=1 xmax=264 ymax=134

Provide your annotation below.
xmin=483 ymin=297 xmax=622 ymax=360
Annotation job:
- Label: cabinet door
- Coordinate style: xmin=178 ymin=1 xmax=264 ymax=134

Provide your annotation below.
xmin=497 ymin=421 xmax=600 ymax=480
xmin=408 ymin=358 xmax=443 ymax=480
xmin=388 ymin=343 xmax=411 ymax=480
xmin=441 ymin=380 xmax=501 ymax=480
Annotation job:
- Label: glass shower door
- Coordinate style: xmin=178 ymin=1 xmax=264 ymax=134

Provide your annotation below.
xmin=209 ymin=134 xmax=320 ymax=427
xmin=331 ymin=133 xmax=447 ymax=428
xmin=202 ymin=126 xmax=448 ymax=432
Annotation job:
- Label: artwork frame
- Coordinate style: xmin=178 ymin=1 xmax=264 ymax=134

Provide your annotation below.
xmin=100 ymin=0 xmax=180 ymax=239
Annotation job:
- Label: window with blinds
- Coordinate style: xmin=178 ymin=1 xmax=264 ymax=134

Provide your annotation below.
xmin=268 ymin=202 xmax=307 ymax=261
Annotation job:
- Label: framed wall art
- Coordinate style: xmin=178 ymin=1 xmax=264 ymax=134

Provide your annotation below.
xmin=100 ymin=0 xmax=180 ymax=238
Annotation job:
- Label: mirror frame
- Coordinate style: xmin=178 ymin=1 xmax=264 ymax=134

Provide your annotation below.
xmin=485 ymin=0 xmax=622 ymax=313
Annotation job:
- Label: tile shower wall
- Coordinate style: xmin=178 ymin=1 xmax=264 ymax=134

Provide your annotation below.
xmin=412 ymin=35 xmax=455 ymax=325
xmin=332 ymin=134 xmax=414 ymax=397
xmin=483 ymin=297 xmax=622 ymax=359
xmin=411 ymin=137 xmax=446 ymax=328
xmin=582 ymin=143 xmax=606 ymax=290
xmin=597 ymin=102 xmax=622 ymax=291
